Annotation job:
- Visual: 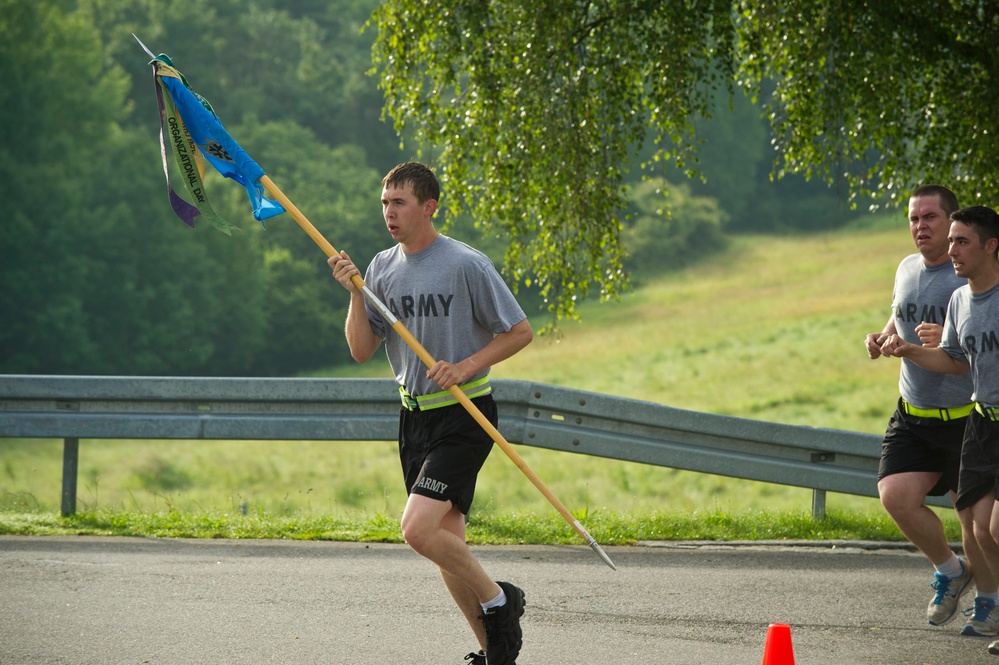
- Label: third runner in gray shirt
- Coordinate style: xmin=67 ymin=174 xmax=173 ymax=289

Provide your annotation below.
xmin=866 ymin=185 xmax=988 ymax=632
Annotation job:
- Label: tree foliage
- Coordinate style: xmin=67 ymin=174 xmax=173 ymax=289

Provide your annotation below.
xmin=740 ymin=0 xmax=999 ymax=208
xmin=371 ymin=0 xmax=998 ymax=330
xmin=372 ymin=0 xmax=739 ymax=328
xmin=622 ymin=179 xmax=728 ymax=280
xmin=5 ymin=0 xmax=991 ymax=375
xmin=0 ymin=0 xmax=132 ymax=372
xmin=1 ymin=0 xmax=393 ymax=376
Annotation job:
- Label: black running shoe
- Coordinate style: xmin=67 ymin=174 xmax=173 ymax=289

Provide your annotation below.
xmin=464 ymin=650 xmax=486 ymax=664
xmin=482 ymin=581 xmax=525 ymax=665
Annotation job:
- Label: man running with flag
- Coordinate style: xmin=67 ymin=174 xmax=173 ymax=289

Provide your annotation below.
xmin=329 ymin=162 xmax=533 ymax=664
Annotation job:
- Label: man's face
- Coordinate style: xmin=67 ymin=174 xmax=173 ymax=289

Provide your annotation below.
xmin=381 ymin=181 xmax=434 ymax=246
xmin=948 ymin=221 xmax=988 ymax=280
xmin=908 ymin=194 xmax=951 ymax=263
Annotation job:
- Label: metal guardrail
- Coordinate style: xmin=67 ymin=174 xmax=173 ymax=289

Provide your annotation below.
xmin=0 ymin=375 xmax=939 ymax=517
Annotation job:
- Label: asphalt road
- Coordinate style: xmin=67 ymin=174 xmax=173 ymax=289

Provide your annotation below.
xmin=1 ymin=536 xmax=996 ymax=664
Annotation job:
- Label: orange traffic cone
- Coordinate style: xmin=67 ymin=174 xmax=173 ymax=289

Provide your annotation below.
xmin=761 ymin=622 xmax=795 ymax=665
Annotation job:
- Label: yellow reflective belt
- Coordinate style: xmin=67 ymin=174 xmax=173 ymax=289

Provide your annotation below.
xmin=400 ymin=377 xmax=492 ymax=411
xmin=976 ymin=403 xmax=999 ymax=422
xmin=416 ymin=376 xmax=492 ymax=410
xmin=902 ymin=400 xmax=974 ymax=421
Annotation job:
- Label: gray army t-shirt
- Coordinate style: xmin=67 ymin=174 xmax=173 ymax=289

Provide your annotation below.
xmin=363 ymin=235 xmax=527 ymax=396
xmin=942 ymin=281 xmax=999 ymax=407
xmin=892 ymin=253 xmax=973 ymax=409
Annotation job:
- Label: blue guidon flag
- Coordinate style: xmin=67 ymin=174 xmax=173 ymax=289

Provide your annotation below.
xmin=143 ymin=41 xmax=284 ymax=234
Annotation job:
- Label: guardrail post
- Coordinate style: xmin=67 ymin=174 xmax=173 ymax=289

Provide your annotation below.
xmin=811 ymin=489 xmax=826 ymax=520
xmin=61 ymin=437 xmax=78 ymax=516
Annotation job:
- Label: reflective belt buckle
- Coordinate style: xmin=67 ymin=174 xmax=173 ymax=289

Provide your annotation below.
xmin=399 ymin=385 xmax=419 ymax=411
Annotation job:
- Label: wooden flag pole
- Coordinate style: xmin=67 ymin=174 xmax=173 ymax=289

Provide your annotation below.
xmin=260 ymin=175 xmax=616 ymax=570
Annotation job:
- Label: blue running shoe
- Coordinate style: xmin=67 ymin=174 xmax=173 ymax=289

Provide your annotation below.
xmin=928 ymin=558 xmax=974 ymax=626
xmin=962 ymin=597 xmax=999 ymax=636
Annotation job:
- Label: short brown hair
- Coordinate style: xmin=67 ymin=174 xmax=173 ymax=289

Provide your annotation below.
xmin=911 ymin=184 xmax=959 ymax=217
xmin=382 ymin=162 xmax=440 ymax=204
xmin=951 ymin=205 xmax=999 ymax=258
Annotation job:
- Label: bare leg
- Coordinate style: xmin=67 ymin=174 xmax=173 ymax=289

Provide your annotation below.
xmin=439 ymin=507 xmax=488 ymax=649
xmin=980 ymin=498 xmax=999 ymax=580
xmin=879 ymin=472 xmax=954 ymax=565
xmin=961 ymin=499 xmax=997 ymax=593
xmin=401 ymin=493 xmax=500 ymax=647
xmin=984 ymin=499 xmax=999 ymax=652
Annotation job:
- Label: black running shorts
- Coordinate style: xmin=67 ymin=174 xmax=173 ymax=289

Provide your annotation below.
xmin=398 ymin=394 xmax=496 ymax=515
xmin=878 ymin=398 xmax=966 ymax=496
xmin=956 ymin=410 xmax=999 ymax=511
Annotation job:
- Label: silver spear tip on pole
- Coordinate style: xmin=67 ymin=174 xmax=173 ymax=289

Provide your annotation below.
xmin=588 ymin=538 xmax=617 ymax=571
xmin=132 ymin=34 xmax=156 ymax=59
xmin=574 ymin=519 xmax=616 ymax=570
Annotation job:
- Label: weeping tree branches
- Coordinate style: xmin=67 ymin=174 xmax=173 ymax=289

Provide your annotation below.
xmin=371 ymin=0 xmax=998 ymax=331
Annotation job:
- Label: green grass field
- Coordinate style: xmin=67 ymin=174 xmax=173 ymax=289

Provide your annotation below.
xmin=2 ymin=219 xmax=961 ymax=542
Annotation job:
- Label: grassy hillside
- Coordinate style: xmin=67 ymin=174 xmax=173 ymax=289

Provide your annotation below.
xmin=2 ymin=222 xmax=924 ymax=523
xmin=497 ymin=222 xmax=910 ymax=434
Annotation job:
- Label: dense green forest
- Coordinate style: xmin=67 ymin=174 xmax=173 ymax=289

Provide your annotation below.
xmin=1 ymin=0 xmax=854 ymax=377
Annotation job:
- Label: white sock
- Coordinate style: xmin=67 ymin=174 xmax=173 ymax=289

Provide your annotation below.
xmin=980 ymin=592 xmax=999 ymax=602
xmin=481 ymin=588 xmax=507 ymax=611
xmin=934 ymin=554 xmax=963 ymax=579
